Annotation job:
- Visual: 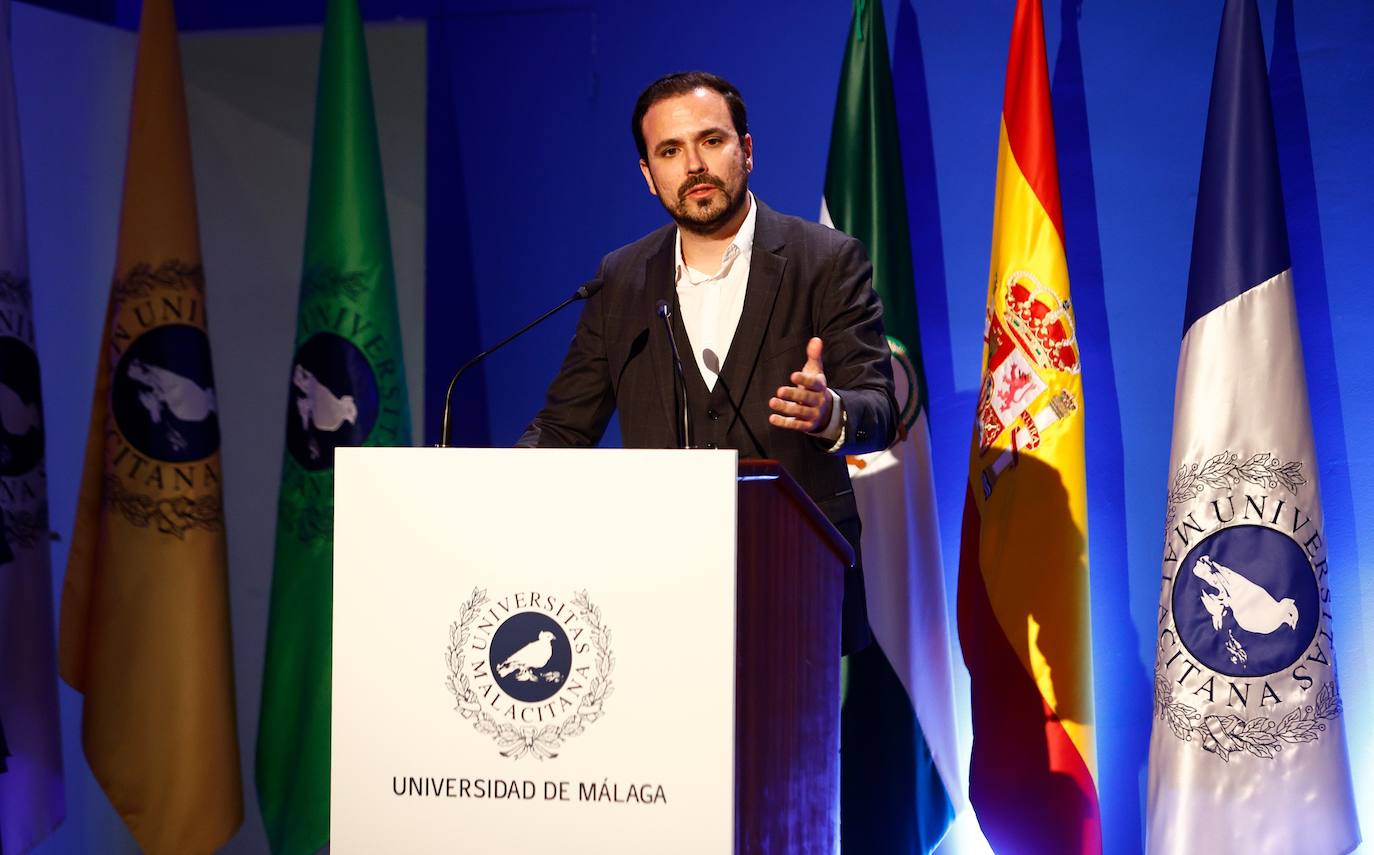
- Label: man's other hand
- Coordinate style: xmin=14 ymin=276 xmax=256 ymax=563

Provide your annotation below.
xmin=768 ymin=337 xmax=832 ymax=434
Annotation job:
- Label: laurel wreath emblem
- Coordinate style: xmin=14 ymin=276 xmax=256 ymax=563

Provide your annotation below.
xmin=1154 ymin=668 xmax=1341 ymax=762
xmin=1 ymin=507 xmax=51 ymax=549
xmin=104 ymin=475 xmax=222 ymax=537
xmin=1163 ymin=450 xmax=1305 ymax=535
xmin=111 ymin=259 xmax=205 ymax=301
xmin=301 ymin=269 xmax=367 ymax=305
xmin=279 ymin=497 xmax=333 ymax=545
xmin=445 ymin=587 xmax=614 ymax=760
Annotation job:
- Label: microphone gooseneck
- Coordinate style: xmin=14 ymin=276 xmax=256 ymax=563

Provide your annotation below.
xmin=655 ymin=299 xmax=692 ymax=449
xmin=438 ymin=278 xmax=603 ymax=447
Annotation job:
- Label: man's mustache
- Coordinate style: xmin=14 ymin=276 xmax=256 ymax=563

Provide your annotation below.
xmin=678 ymin=175 xmax=727 ymax=200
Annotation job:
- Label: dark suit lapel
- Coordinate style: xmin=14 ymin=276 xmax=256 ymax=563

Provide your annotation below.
xmin=644 ymin=230 xmax=680 ymax=434
xmin=719 ymin=202 xmax=786 ymax=407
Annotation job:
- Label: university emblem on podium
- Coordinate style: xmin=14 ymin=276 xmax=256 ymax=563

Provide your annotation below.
xmin=446 ymin=587 xmax=614 ymax=759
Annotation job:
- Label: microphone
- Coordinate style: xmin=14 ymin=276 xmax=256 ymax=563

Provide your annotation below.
xmin=438 ymin=279 xmax=603 ymax=447
xmin=654 ymin=299 xmax=692 ymax=449
xmin=703 ymin=349 xmax=769 ymax=459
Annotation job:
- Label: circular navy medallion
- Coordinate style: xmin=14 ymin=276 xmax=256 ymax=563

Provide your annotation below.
xmin=1172 ymin=524 xmax=1319 ymax=677
xmin=0 ymin=337 xmax=44 ymax=476
xmin=112 ymin=325 xmax=219 ymax=462
xmin=285 ymin=333 xmax=378 ymax=471
xmin=489 ymin=612 xmax=572 ymax=704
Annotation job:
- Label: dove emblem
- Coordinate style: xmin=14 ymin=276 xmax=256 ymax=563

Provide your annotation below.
xmin=0 ymin=376 xmax=42 ymax=474
xmin=0 ymin=379 xmax=41 ymax=438
xmin=293 ymin=364 xmax=358 ymax=434
xmin=1170 ymin=524 xmax=1319 ymax=680
xmin=485 ymin=610 xmax=574 ymax=705
xmin=292 ymin=364 xmax=360 ymax=463
xmin=284 ymin=333 xmax=383 ymax=472
xmin=496 ymin=631 xmax=559 ymax=683
xmin=126 ymin=360 xmax=217 ymax=454
xmin=1192 ymin=554 xmax=1299 ymax=636
xmin=0 ymin=338 xmax=46 ymax=477
xmin=111 ymin=325 xmax=221 ymax=463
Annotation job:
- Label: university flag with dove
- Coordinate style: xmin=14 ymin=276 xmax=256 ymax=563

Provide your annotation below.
xmin=57 ymin=1 xmax=244 ymax=852
xmin=0 ymin=1 xmax=65 ymax=849
xmin=955 ymin=0 xmax=1100 ymax=851
xmin=819 ymin=1 xmax=959 ymax=851
xmin=256 ymin=1 xmax=413 ymax=851
xmin=1145 ymin=1 xmax=1359 ymax=852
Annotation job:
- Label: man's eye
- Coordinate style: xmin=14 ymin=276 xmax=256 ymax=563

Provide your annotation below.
xmin=704 ymin=137 xmax=722 ymax=146
xmin=661 ymin=147 xmax=679 ymax=157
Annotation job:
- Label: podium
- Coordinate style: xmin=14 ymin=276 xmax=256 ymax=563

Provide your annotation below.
xmin=332 ymin=449 xmax=853 ymax=854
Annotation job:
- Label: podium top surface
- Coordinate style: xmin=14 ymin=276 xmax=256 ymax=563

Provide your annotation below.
xmin=737 ymin=459 xmax=855 ymax=568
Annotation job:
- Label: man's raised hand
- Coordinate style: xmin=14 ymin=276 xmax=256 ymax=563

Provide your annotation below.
xmin=768 ymin=337 xmax=832 ymax=434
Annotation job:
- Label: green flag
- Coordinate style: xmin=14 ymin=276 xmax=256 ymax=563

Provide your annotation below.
xmin=822 ymin=1 xmax=960 ymax=852
xmin=256 ymin=2 xmax=412 ymax=851
xmin=823 ymin=0 xmax=925 ymax=421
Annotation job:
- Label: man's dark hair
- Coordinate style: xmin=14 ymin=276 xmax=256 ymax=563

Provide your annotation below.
xmin=631 ymin=71 xmax=749 ymax=161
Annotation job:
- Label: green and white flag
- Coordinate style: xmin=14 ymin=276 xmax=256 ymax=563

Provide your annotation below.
xmin=256 ymin=2 xmax=412 ymax=851
xmin=821 ymin=1 xmax=960 ymax=851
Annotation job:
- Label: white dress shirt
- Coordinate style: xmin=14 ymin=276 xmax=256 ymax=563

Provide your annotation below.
xmin=673 ymin=194 xmax=844 ymax=445
xmin=673 ymin=192 xmax=757 ymax=392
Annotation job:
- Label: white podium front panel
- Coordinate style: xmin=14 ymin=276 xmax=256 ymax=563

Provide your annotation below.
xmin=332 ymin=448 xmax=738 ymax=854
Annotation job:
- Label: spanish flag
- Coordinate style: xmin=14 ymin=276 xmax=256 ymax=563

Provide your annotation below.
xmin=58 ymin=1 xmax=243 ymax=852
xmin=956 ymin=0 xmax=1099 ymax=851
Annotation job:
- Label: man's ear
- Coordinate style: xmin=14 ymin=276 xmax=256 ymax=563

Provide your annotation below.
xmin=742 ymin=133 xmax=754 ymax=172
xmin=639 ymin=160 xmax=659 ymax=197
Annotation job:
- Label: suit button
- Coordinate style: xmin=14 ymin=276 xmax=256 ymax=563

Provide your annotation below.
xmin=707 ymin=409 xmax=719 ymax=420
xmin=703 ymin=442 xmax=716 ymax=449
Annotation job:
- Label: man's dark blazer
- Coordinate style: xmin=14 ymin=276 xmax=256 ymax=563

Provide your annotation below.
xmin=519 ymin=200 xmax=899 ymax=648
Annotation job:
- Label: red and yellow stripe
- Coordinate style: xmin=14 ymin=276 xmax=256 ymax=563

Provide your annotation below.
xmin=957 ymin=1 xmax=1099 ymax=852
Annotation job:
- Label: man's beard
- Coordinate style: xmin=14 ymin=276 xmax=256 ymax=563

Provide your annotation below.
xmin=663 ymin=172 xmax=749 ymax=236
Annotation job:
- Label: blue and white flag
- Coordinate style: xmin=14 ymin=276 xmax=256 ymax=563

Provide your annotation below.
xmin=1146 ymin=2 xmax=1359 ymax=853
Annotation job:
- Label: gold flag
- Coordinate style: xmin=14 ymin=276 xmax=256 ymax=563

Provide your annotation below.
xmin=58 ymin=1 xmax=243 ymax=851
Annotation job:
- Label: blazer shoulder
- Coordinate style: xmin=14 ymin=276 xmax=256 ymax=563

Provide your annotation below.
xmin=599 ymin=222 xmax=676 ymax=281
xmin=757 ymin=202 xmax=868 ymax=260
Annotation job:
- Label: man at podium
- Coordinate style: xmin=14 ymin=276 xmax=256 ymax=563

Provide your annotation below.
xmin=519 ymin=71 xmax=898 ymax=653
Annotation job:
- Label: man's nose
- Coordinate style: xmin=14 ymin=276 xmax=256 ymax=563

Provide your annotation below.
xmin=685 ymin=145 xmax=706 ymax=173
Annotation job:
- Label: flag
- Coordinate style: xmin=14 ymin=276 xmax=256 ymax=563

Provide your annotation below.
xmin=56 ymin=0 xmax=243 ymax=852
xmin=955 ymin=0 xmax=1099 ymax=851
xmin=0 ymin=3 xmax=66 ymax=847
xmin=256 ymin=1 xmax=413 ymax=851
xmin=1145 ymin=1 xmax=1360 ymax=851
xmin=820 ymin=1 xmax=959 ymax=851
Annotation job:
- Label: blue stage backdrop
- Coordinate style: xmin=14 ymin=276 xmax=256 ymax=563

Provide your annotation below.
xmin=11 ymin=0 xmax=1374 ymax=852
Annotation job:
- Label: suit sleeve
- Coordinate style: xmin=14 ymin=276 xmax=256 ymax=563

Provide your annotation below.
xmin=815 ymin=235 xmax=899 ymax=455
xmin=515 ymin=262 xmax=617 ymax=448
